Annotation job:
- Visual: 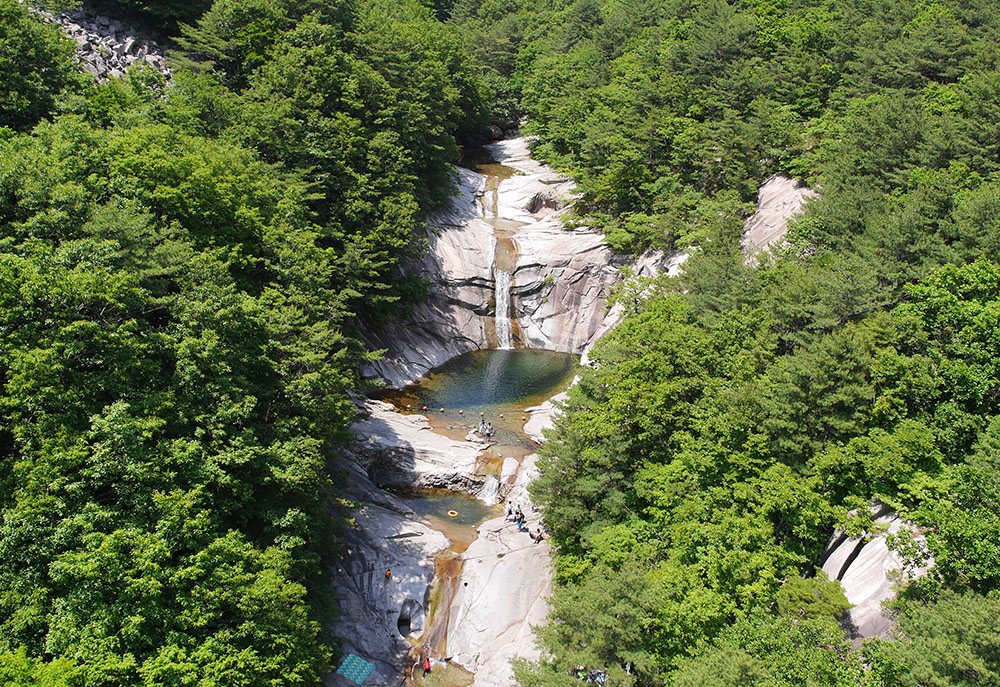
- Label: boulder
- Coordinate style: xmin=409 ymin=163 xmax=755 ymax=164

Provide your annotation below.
xmin=350 ymin=400 xmax=483 ymax=491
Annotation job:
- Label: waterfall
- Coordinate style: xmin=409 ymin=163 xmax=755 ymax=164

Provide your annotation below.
xmin=494 ymin=269 xmax=513 ymax=349
xmin=476 ymin=475 xmax=500 ymax=505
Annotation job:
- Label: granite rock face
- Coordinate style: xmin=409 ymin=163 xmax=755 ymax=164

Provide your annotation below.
xmin=364 ymin=138 xmax=684 ymax=389
xmin=742 ymin=173 xmax=818 ymax=258
xmin=363 ymin=168 xmax=496 ymax=388
xmin=820 ymin=506 xmax=931 ymax=645
xmin=446 ymin=446 xmax=552 ymax=687
xmin=326 ymin=458 xmax=450 ymax=687
xmin=350 ymin=399 xmax=484 ymax=491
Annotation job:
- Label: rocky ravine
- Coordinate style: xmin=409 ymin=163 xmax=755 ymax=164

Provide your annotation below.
xmin=330 ymin=398 xmax=559 ymax=687
xmin=363 ymin=140 xmax=815 ymax=390
xmin=340 ymin=144 xmax=825 ymax=687
xmin=363 ymin=138 xmax=687 ymax=389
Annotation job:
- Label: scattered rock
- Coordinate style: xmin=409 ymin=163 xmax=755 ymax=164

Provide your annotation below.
xmin=525 ymin=190 xmax=561 ymax=215
xmin=26 ymin=3 xmax=171 ymax=83
xmin=484 ymin=124 xmax=504 ymax=140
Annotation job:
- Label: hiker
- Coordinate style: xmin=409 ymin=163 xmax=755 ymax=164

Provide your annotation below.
xmin=385 ymin=569 xmax=391 ymax=582
xmin=423 ymin=658 xmax=431 ymax=677
xmin=478 ymin=418 xmax=486 ymax=434
xmin=506 ymin=503 xmax=514 ymax=520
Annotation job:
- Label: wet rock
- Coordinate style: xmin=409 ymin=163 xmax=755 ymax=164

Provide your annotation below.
xmin=363 ymin=168 xmax=496 ymax=388
xmin=447 ymin=452 xmax=551 ymax=687
xmin=363 ymin=138 xmax=628 ymax=388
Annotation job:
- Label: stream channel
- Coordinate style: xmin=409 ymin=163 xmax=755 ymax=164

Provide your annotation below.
xmin=375 ymin=349 xmax=576 ymax=686
xmin=369 ymin=149 xmax=579 ymax=686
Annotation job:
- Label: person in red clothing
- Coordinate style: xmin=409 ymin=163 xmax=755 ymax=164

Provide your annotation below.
xmin=385 ymin=569 xmax=391 ymax=582
xmin=423 ymin=658 xmax=431 ymax=677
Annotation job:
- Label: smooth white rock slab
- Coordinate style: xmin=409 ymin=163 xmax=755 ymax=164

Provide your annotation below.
xmin=820 ymin=509 xmax=931 ymax=643
xmin=742 ymin=174 xmax=818 ymax=257
xmin=446 ymin=452 xmax=551 ymax=687
xmin=351 ymin=400 xmax=483 ymax=490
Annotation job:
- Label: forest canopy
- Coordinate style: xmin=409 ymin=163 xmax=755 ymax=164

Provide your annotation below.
xmin=443 ymin=0 xmax=1000 ymax=685
xmin=0 ymin=0 xmax=486 ymax=682
xmin=4 ymin=0 xmax=1000 ymax=683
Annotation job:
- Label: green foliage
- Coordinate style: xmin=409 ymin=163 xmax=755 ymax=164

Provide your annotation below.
xmin=866 ymin=592 xmax=1000 ymax=687
xmin=0 ymin=0 xmax=79 ymax=132
xmin=0 ymin=0 xmax=487 ymax=678
xmin=671 ymin=611 xmax=863 ymax=687
xmin=775 ymin=570 xmax=850 ymax=620
xmin=528 ymin=257 xmax=1000 ymax=682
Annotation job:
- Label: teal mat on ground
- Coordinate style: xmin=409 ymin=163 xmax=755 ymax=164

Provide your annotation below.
xmin=336 ymin=654 xmax=375 ymax=684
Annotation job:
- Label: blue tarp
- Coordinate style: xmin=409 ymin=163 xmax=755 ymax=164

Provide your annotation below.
xmin=336 ymin=654 xmax=375 ymax=685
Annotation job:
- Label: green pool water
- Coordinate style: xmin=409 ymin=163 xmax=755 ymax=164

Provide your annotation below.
xmin=376 ymin=349 xmax=578 ymax=450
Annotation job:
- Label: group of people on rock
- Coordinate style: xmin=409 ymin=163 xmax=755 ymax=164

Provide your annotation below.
xmin=476 ymin=417 xmax=495 ymax=441
xmin=505 ymin=501 xmax=545 ymax=543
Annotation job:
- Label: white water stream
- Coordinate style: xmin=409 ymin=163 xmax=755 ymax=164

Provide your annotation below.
xmin=494 ymin=269 xmax=513 ymax=349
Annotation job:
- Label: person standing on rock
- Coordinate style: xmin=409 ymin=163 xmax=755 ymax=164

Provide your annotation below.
xmin=385 ymin=569 xmax=391 ymax=583
xmin=423 ymin=657 xmax=431 ymax=677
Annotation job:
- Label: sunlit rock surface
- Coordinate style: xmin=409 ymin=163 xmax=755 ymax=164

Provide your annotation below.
xmin=350 ymin=399 xmax=482 ymax=490
xmin=446 ymin=452 xmax=552 ymax=687
xmin=820 ymin=507 xmax=931 ymax=645
xmin=363 ymin=168 xmax=496 ymax=388
xmin=363 ymin=138 xmax=677 ymax=389
xmin=742 ymin=174 xmax=818 ymax=257
xmin=327 ymin=459 xmax=449 ymax=687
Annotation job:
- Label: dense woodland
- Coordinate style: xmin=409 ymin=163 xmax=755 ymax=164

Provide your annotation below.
xmin=3 ymin=0 xmax=1000 ymax=684
xmin=446 ymin=0 xmax=1000 ymax=685
xmin=1 ymin=0 xmax=485 ymax=682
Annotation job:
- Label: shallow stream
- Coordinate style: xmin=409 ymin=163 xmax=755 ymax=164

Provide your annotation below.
xmin=376 ymin=349 xmax=577 ymax=683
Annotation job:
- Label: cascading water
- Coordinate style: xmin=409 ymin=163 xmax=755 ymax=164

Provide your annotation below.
xmin=476 ymin=475 xmax=500 ymax=505
xmin=493 ymin=269 xmax=513 ymax=349
xmin=481 ymin=169 xmax=520 ymax=350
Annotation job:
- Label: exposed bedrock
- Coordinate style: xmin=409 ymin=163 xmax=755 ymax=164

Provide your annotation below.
xmin=742 ymin=173 xmax=819 ymax=258
xmin=820 ymin=504 xmax=931 ymax=646
xmin=446 ymin=452 xmax=552 ymax=687
xmin=363 ymin=167 xmax=496 ymax=388
xmin=332 ymin=397 xmax=560 ymax=687
xmin=350 ymin=399 xmax=484 ymax=491
xmin=326 ymin=458 xmax=449 ymax=687
xmin=363 ymin=139 xmax=686 ymax=389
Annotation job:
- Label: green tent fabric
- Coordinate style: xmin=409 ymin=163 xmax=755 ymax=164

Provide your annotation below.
xmin=336 ymin=654 xmax=375 ymax=684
